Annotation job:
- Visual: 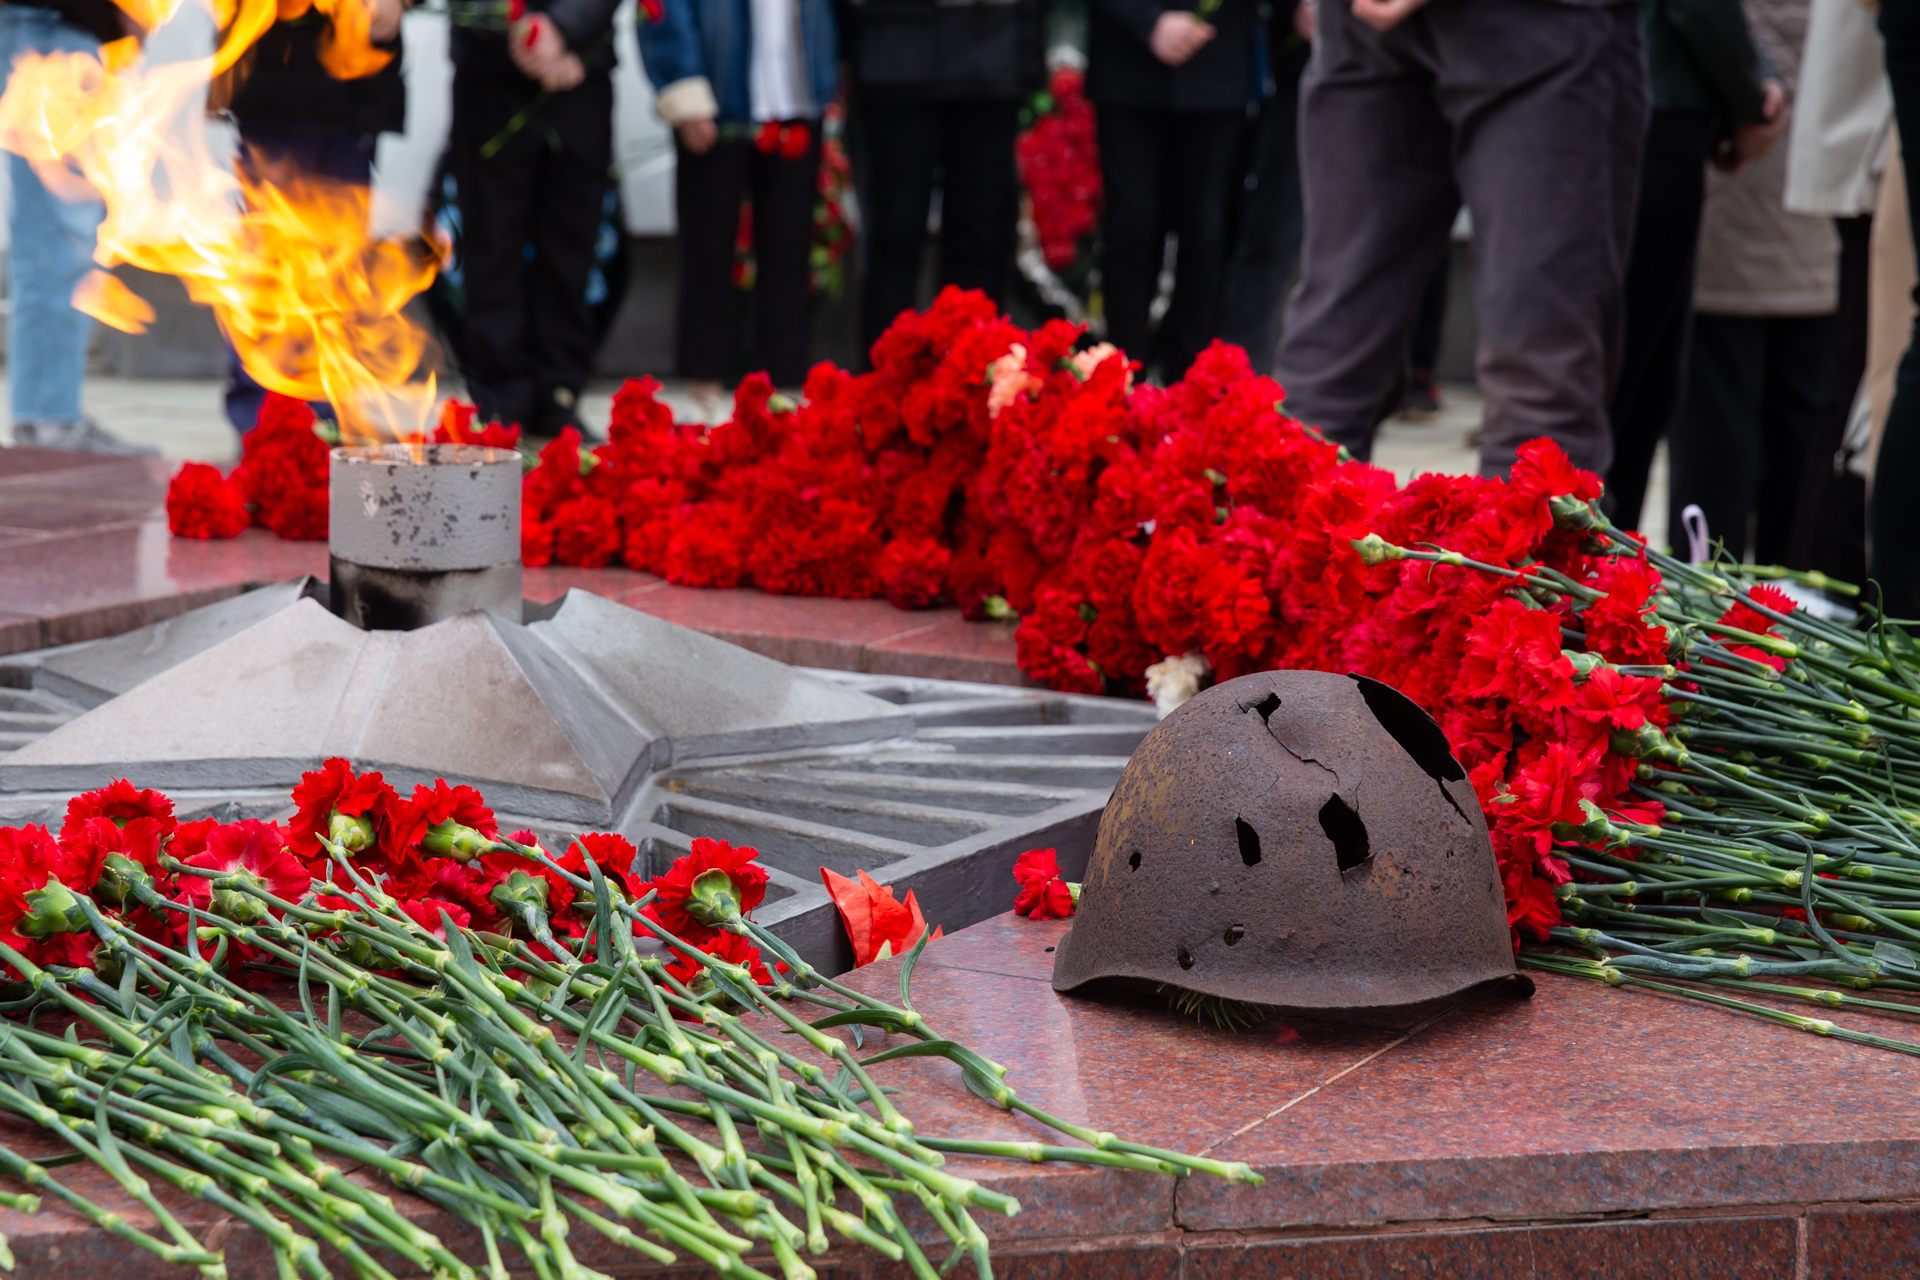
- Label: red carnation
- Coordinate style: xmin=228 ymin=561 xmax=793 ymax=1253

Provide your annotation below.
xmin=387 ymin=780 xmax=499 ymax=865
xmin=289 ymin=758 xmax=398 ymax=859
xmin=176 ymin=820 xmax=310 ymax=911
xmin=62 ymin=779 xmax=176 ymax=839
xmin=665 ymin=928 xmax=774 ymax=989
xmin=1012 ymin=847 xmax=1074 ymax=919
xmin=166 ymin=462 xmax=250 ymax=539
xmin=640 ymin=837 xmax=768 ymax=945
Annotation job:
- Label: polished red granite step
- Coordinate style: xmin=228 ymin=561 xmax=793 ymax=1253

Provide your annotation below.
xmin=0 ymin=447 xmax=1025 ymax=684
xmin=4 ymin=911 xmax=1919 ymax=1278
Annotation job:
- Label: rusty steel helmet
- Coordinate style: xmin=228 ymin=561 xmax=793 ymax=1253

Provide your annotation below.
xmin=1051 ymin=670 xmax=1531 ymax=1028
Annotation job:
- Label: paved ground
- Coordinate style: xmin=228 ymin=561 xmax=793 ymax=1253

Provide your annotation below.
xmin=7 ymin=374 xmax=1672 ymax=553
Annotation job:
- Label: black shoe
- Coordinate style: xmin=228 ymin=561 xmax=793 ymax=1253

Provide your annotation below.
xmin=1398 ymin=369 xmax=1443 ymax=422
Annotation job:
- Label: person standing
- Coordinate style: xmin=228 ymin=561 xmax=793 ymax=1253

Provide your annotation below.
xmin=638 ymin=0 xmax=836 ymax=399
xmin=1218 ymin=0 xmax=1311 ymax=376
xmin=1666 ymin=0 xmax=1833 ymax=566
xmin=842 ymin=0 xmax=1044 ymax=358
xmin=1871 ymin=4 xmax=1920 ymax=617
xmin=1780 ymin=0 xmax=1887 ymax=587
xmin=448 ymin=0 xmax=621 ymax=435
xmin=1089 ymin=0 xmax=1256 ymax=382
xmin=1272 ymin=0 xmax=1647 ymax=477
xmin=214 ymin=0 xmax=409 ymax=433
xmin=1603 ymin=0 xmax=1774 ymax=535
xmin=0 ymin=0 xmax=154 ymax=454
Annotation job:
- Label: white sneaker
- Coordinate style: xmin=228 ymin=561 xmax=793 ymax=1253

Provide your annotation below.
xmin=11 ymin=418 xmax=159 ymax=457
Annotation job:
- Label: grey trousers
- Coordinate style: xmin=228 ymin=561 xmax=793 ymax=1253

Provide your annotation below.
xmin=1272 ymin=0 xmax=1646 ymax=477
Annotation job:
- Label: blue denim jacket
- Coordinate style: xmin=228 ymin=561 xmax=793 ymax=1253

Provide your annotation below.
xmin=636 ymin=0 xmax=838 ymax=124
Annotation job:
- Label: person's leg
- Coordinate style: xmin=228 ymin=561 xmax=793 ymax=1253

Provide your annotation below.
xmin=1159 ymin=110 xmax=1245 ymax=381
xmin=1219 ymin=37 xmax=1309 ymax=372
xmin=856 ymin=96 xmax=940 ymax=357
xmin=1873 ymin=5 xmax=1920 ymax=615
xmin=750 ymin=119 xmax=824 ymax=387
xmin=1669 ymin=314 xmax=1764 ymax=563
xmin=1402 ymin=254 xmax=1451 ymax=414
xmin=450 ymin=70 xmax=544 ymax=428
xmin=1788 ymin=215 xmax=1871 ymax=582
xmin=1605 ymin=109 xmax=1714 ymax=531
xmin=524 ymin=74 xmax=614 ymax=434
xmin=1434 ymin=0 xmax=1647 ymax=477
xmin=0 ymin=9 xmax=103 ymax=438
xmin=1272 ymin=1 xmax=1457 ymax=459
xmin=1755 ymin=313 xmax=1839 ymax=568
xmin=673 ymin=134 xmax=752 ymax=383
xmin=1097 ymin=105 xmax=1172 ymax=375
xmin=935 ymin=100 xmax=1020 ymax=310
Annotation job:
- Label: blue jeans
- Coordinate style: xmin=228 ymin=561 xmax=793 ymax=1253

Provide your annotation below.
xmin=0 ymin=7 xmax=103 ymax=427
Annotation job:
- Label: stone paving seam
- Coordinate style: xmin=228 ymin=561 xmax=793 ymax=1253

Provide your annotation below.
xmin=1194 ymin=995 xmax=1485 ymax=1158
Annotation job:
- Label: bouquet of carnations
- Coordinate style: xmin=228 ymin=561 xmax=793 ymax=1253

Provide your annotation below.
xmin=0 ymin=764 xmax=1255 ymax=1277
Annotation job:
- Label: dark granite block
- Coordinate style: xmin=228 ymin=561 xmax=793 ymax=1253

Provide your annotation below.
xmin=1187 ymin=1227 xmax=1534 ymax=1279
xmin=1806 ymin=1204 xmax=1920 ymax=1280
xmin=1529 ymin=1216 xmax=1797 ymax=1280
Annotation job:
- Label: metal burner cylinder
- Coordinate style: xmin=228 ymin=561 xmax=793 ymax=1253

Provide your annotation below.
xmin=329 ymin=444 xmax=522 ymax=631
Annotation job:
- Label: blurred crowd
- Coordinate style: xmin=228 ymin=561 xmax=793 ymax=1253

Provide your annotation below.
xmin=4 ymin=0 xmax=1917 ymax=612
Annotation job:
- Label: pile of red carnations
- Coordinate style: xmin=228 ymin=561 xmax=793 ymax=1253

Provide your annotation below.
xmin=0 ymin=764 xmax=764 ymax=988
xmin=0 ymin=766 xmax=1255 ymax=1276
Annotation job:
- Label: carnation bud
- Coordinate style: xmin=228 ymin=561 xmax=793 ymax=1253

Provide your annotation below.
xmin=423 ymin=821 xmax=493 ymax=862
xmin=1609 ymin=723 xmax=1685 ymax=765
xmin=92 ymin=852 xmax=153 ymax=909
xmin=488 ymin=868 xmax=551 ymax=916
xmin=19 ymin=882 xmax=90 ymax=938
xmin=1348 ymin=533 xmax=1404 ymax=567
xmin=687 ymin=868 xmax=743 ymax=926
xmin=213 ymin=886 xmax=271 ymax=925
xmin=1564 ymin=651 xmax=1606 ymax=680
xmin=1548 ymin=493 xmax=1603 ymax=531
xmin=329 ymin=810 xmax=378 ymax=853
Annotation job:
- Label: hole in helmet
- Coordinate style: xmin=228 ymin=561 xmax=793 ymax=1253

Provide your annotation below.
xmin=1350 ymin=673 xmax=1474 ymax=826
xmin=1128 ymin=849 xmax=1142 ymax=872
xmin=1234 ymin=817 xmax=1262 ymax=866
xmin=1177 ymin=947 xmax=1195 ymax=970
xmin=1319 ymin=794 xmax=1371 ymax=873
xmin=1247 ymin=691 xmax=1280 ymax=724
xmin=1350 ymin=674 xmax=1466 ymax=781
xmin=1223 ymin=924 xmax=1245 ymax=947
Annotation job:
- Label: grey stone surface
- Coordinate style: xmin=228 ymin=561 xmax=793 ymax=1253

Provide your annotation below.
xmin=531 ymin=590 xmax=915 ymax=763
xmin=1 ymin=578 xmax=326 ymax=709
xmin=329 ymin=445 xmax=521 ymax=571
xmin=0 ymin=586 xmax=916 ymax=826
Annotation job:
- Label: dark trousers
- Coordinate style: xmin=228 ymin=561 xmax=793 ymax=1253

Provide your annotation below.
xmin=225 ymin=126 xmax=377 ymax=433
xmin=674 ymin=125 xmax=820 ymax=387
xmin=1605 ymin=108 xmax=1714 ymax=532
xmin=1788 ymin=215 xmax=1870 ymax=584
xmin=1875 ymin=5 xmax=1920 ymax=616
xmin=1274 ymin=0 xmax=1646 ymax=475
xmin=856 ymin=97 xmax=1019 ymax=358
xmin=1218 ymin=38 xmax=1310 ymax=375
xmin=1097 ymin=105 xmax=1242 ymax=382
xmin=1668 ymin=313 xmax=1836 ymax=566
xmin=450 ymin=68 xmax=612 ymax=430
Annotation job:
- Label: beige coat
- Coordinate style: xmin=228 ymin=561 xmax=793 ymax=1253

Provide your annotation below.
xmin=1693 ymin=0 xmax=1841 ymax=316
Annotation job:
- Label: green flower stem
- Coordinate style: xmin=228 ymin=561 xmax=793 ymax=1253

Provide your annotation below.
xmin=0 ymin=1139 xmax=220 ymax=1269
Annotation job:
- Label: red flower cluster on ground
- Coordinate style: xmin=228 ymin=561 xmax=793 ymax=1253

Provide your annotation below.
xmin=1016 ymin=68 xmax=1101 ymax=271
xmin=0 ymin=766 xmax=779 ymax=984
xmin=163 ymin=392 xmax=329 ymax=540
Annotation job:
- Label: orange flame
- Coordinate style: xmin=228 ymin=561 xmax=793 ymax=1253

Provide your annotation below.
xmin=0 ymin=0 xmax=432 ymax=444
